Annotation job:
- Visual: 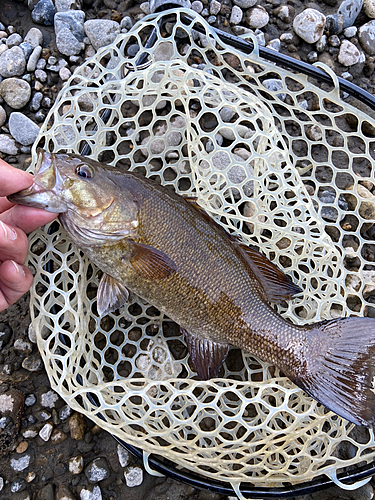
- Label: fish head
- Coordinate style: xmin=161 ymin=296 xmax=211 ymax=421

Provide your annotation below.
xmin=8 ymin=149 xmax=139 ymax=245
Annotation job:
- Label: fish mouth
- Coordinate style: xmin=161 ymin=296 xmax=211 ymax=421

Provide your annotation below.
xmin=8 ymin=149 xmax=68 ymax=214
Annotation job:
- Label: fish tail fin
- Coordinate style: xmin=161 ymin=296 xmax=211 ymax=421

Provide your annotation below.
xmin=291 ymin=317 xmax=375 ymax=427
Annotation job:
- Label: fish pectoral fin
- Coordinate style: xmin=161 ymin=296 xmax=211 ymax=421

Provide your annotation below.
xmin=182 ymin=329 xmax=230 ymax=380
xmin=237 ymin=244 xmax=302 ymax=303
xmin=127 ymin=240 xmax=177 ymax=280
xmin=97 ymin=273 xmax=130 ymax=316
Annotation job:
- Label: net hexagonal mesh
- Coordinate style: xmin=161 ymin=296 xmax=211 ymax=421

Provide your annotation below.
xmin=26 ymin=9 xmax=375 ymax=496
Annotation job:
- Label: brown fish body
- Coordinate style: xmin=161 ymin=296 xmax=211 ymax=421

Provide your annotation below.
xmin=9 ymin=150 xmax=375 ymax=428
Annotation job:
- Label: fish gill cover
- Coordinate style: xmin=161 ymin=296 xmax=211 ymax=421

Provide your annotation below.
xmin=26 ymin=8 xmax=375 ymax=497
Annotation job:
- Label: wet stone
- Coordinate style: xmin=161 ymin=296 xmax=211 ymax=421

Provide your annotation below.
xmin=117 ymin=444 xmax=130 ymax=467
xmin=338 ymin=0 xmax=363 ymax=28
xmin=124 ymin=466 xmax=143 ymax=487
xmin=11 ymin=479 xmax=27 ymax=493
xmin=11 ymin=455 xmax=31 ymax=472
xmin=0 ymin=322 xmax=12 ymax=349
xmin=22 ymin=354 xmax=42 ymax=371
xmin=69 ymin=455 xmax=84 ymax=474
xmin=0 ymin=46 xmax=26 ymax=78
xmin=359 ymin=20 xmax=375 ymax=55
xmin=80 ymin=486 xmax=102 ymax=500
xmin=39 ymin=422 xmax=53 ymax=441
xmin=41 ymin=390 xmax=59 ymax=408
xmin=32 ymin=0 xmax=56 ymax=26
xmin=85 ymin=457 xmax=110 ymax=482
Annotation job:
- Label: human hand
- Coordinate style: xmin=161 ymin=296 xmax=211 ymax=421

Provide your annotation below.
xmin=0 ymin=159 xmax=57 ymax=311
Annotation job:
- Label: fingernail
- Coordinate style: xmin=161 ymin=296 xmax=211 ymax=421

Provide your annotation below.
xmin=0 ymin=221 xmax=17 ymax=241
xmin=11 ymin=260 xmax=25 ymax=276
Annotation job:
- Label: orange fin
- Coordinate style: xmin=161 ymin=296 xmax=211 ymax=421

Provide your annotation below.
xmin=182 ymin=328 xmax=230 ymax=380
xmin=237 ymin=244 xmax=302 ymax=303
xmin=127 ymin=240 xmax=177 ymax=280
xmin=97 ymin=273 xmax=129 ymax=316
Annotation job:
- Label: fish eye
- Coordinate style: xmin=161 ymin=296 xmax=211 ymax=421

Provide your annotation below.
xmin=75 ymin=165 xmax=93 ymax=179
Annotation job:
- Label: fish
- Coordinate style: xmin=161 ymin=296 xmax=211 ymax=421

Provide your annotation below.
xmin=8 ymin=149 xmax=375 ymax=428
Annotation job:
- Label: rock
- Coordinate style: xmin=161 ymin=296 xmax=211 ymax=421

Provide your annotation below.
xmin=16 ymin=441 xmax=29 ymax=454
xmin=326 ymin=13 xmax=345 ymax=34
xmin=56 ymin=28 xmax=84 ymax=56
xmin=0 ymin=322 xmax=12 ymax=349
xmin=59 ymin=405 xmax=71 ymax=420
xmin=41 ymin=390 xmax=59 ymax=408
xmin=69 ymin=455 xmax=84 ymax=474
xmin=85 ymin=457 xmax=110 ymax=482
xmin=230 ymin=6 xmax=243 ymax=24
xmin=80 ymin=486 xmax=102 ymax=500
xmin=10 ymin=455 xmax=30 ymax=472
xmin=275 ymin=5 xmax=295 ymax=23
xmin=364 ymin=0 xmax=375 ymax=16
xmin=11 ymin=479 xmax=27 ymax=492
xmin=306 ymin=124 xmax=323 ymax=141
xmin=54 ymin=10 xmax=85 ymax=41
xmin=59 ymin=66 xmax=71 ymax=80
xmin=234 ymin=0 xmax=257 ymax=7
xmin=55 ymin=0 xmax=82 ymax=10
xmin=39 ymin=423 xmax=53 ymax=441
xmin=140 ymin=2 xmax=150 ymax=14
xmin=25 ymin=394 xmax=36 ymax=406
xmin=27 ymin=46 xmax=42 ymax=72
xmin=14 ymin=339 xmax=32 ymax=353
xmin=84 ymin=20 xmax=120 ymax=50
xmin=19 ymin=42 xmax=33 ymax=60
xmin=338 ymin=0 xmax=363 ymax=28
xmin=117 ymin=445 xmax=130 ymax=467
xmin=209 ymin=0 xmax=220 ymax=14
xmin=359 ymin=20 xmax=375 ymax=55
xmin=56 ymin=485 xmax=75 ymax=500
xmin=245 ymin=6 xmax=269 ymax=29
xmin=9 ymin=112 xmax=39 ymax=145
xmin=30 ymin=92 xmax=43 ymax=112
xmin=0 ymin=46 xmax=26 ymax=77
xmin=0 ymin=45 xmax=8 ymax=57
xmin=6 ymin=34 xmax=23 ymax=48
xmin=0 ymin=135 xmax=18 ymax=155
xmin=69 ymin=412 xmax=86 ymax=440
xmin=0 ymin=477 xmax=3 ymax=491
xmin=124 ymin=466 xmax=143 ymax=487
xmin=35 ymin=484 xmax=54 ymax=500
xmin=338 ymin=39 xmax=360 ymax=65
xmin=35 ymin=69 xmax=47 ymax=82
xmin=293 ymin=8 xmax=326 ymax=43
xmin=31 ymin=0 xmax=56 ymax=26
xmin=22 ymin=354 xmax=42 ymax=371
xmin=24 ymin=28 xmax=43 ymax=49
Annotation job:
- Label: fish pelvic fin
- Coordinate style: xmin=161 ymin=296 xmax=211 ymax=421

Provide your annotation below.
xmin=291 ymin=317 xmax=375 ymax=428
xmin=97 ymin=273 xmax=129 ymax=316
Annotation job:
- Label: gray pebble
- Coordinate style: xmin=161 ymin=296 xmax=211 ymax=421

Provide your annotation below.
xmin=6 ymin=33 xmax=23 ymax=48
xmin=27 ymin=46 xmax=42 ymax=72
xmin=307 ymin=51 xmax=318 ymax=62
xmin=8 ymin=26 xmax=16 ymax=34
xmin=31 ymin=0 xmax=56 ymax=26
xmin=84 ymin=19 xmax=120 ymax=50
xmin=267 ymin=38 xmax=281 ymax=51
xmin=36 ymin=58 xmax=46 ymax=69
xmin=24 ymin=28 xmax=43 ymax=49
xmin=192 ymin=0 xmax=204 ymax=12
xmin=262 ymin=78 xmax=286 ymax=100
xmin=48 ymin=55 xmax=57 ymax=65
xmin=120 ymin=16 xmax=133 ymax=30
xmin=35 ymin=69 xmax=47 ymax=82
xmin=20 ymin=146 xmax=31 ymax=154
xmin=41 ymin=390 xmax=59 ymax=408
xmin=85 ymin=457 xmax=110 ymax=483
xmin=42 ymin=96 xmax=52 ymax=108
xmin=56 ymin=27 xmax=84 ymax=56
xmin=0 ymin=135 xmax=18 ymax=155
xmin=0 ymin=322 xmax=12 ymax=348
xmin=0 ymin=23 xmax=5 ymax=31
xmin=245 ymin=6 xmax=269 ymax=29
xmin=358 ymin=20 xmax=375 ymax=55
xmin=0 ymin=78 xmax=31 ymax=109
xmin=0 ymin=46 xmax=26 ymax=78
xmin=207 ymin=15 xmax=216 ymax=24
xmin=338 ymin=0 xmax=363 ymax=29
xmin=80 ymin=485 xmax=102 ymax=500
xmin=117 ymin=445 xmax=129 ymax=467
xmin=25 ymin=394 xmax=36 ymax=406
xmin=230 ymin=6 xmax=243 ymax=24
xmin=293 ymin=8 xmax=326 ymax=43
xmin=338 ymin=39 xmax=360 ymax=65
xmin=19 ymin=42 xmax=33 ymax=60
xmin=11 ymin=479 xmax=27 ymax=493
xmin=55 ymin=0 xmax=82 ymax=10
xmin=22 ymin=354 xmax=42 ymax=371
xmin=364 ymin=0 xmax=375 ymax=17
xmin=233 ymin=0 xmax=257 ymax=7
xmin=140 ymin=2 xmax=150 ymax=14
xmin=22 ymin=74 xmax=32 ymax=83
xmin=210 ymin=0 xmax=221 ymax=14
xmin=30 ymin=92 xmax=43 ymax=111
xmin=59 ymin=67 xmax=71 ymax=80
xmin=326 ymin=13 xmax=345 ymax=34
xmin=0 ymin=477 xmax=3 ymax=491
xmin=316 ymin=34 xmax=327 ymax=52
xmin=344 ymin=26 xmax=357 ymax=37
xmin=35 ymin=110 xmax=46 ymax=122
xmin=0 ymin=105 xmax=5 ymax=126
xmin=55 ymin=10 xmax=85 ymax=41
xmin=124 ymin=466 xmax=143 ymax=487
xmin=10 ymin=455 xmax=30 ymax=472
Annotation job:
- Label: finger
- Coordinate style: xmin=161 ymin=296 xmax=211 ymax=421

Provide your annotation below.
xmin=0 ymin=205 xmax=58 ymax=234
xmin=0 ymin=260 xmax=33 ymax=312
xmin=0 ymin=160 xmax=34 ymax=197
xmin=0 ymin=197 xmax=15 ymax=213
xmin=0 ymin=220 xmax=30 ymax=264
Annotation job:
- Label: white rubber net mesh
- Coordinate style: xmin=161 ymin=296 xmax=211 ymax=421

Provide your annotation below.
xmin=26 ymin=9 xmax=375 ymax=495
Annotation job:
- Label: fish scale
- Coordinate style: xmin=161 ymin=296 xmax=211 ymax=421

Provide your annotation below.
xmin=8 ymin=149 xmax=375 ymax=428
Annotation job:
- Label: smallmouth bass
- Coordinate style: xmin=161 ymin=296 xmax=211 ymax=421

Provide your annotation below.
xmin=9 ymin=149 xmax=375 ymax=427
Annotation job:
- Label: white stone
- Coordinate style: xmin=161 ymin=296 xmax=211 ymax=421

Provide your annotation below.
xmin=0 ymin=394 xmax=14 ymax=412
xmin=69 ymin=455 xmax=84 ymax=474
xmin=0 ymin=135 xmax=19 ymax=154
xmin=233 ymin=0 xmax=257 ymax=8
xmin=14 ymin=339 xmax=32 ymax=352
xmin=80 ymin=486 xmax=102 ymax=500
xmin=246 ymin=6 xmax=269 ymax=29
xmin=124 ymin=466 xmax=143 ymax=487
xmin=293 ymin=8 xmax=326 ymax=44
xmin=24 ymin=28 xmax=43 ymax=49
xmin=210 ymin=0 xmax=221 ymax=15
xmin=11 ymin=455 xmax=30 ymax=472
xmin=41 ymin=390 xmax=59 ymax=408
xmin=364 ymin=0 xmax=375 ymax=18
xmin=23 ymin=429 xmax=38 ymax=438
xmin=191 ymin=0 xmax=203 ymax=12
xmin=0 ymin=477 xmax=3 ymax=491
xmin=338 ymin=39 xmax=360 ymax=66
xmin=117 ymin=444 xmax=130 ymax=467
xmin=59 ymin=67 xmax=71 ymax=81
xmin=39 ymin=423 xmax=53 ymax=441
xmin=28 ymin=324 xmax=37 ymax=343
xmin=344 ymin=26 xmax=357 ymax=37
xmin=140 ymin=2 xmax=150 ymax=14
xmin=230 ymin=6 xmax=243 ymax=25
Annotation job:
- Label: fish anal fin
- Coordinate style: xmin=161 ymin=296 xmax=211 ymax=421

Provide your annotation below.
xmin=291 ymin=317 xmax=375 ymax=428
xmin=97 ymin=273 xmax=129 ymax=316
xmin=127 ymin=240 xmax=177 ymax=280
xmin=237 ymin=244 xmax=302 ymax=303
xmin=182 ymin=328 xmax=230 ymax=380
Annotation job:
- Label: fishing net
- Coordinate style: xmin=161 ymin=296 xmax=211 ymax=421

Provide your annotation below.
xmin=26 ymin=8 xmax=375 ymax=497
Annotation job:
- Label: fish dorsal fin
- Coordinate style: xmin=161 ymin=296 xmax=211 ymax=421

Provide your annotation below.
xmin=127 ymin=240 xmax=177 ymax=280
xmin=237 ymin=244 xmax=302 ymax=303
xmin=182 ymin=329 xmax=230 ymax=380
xmin=97 ymin=273 xmax=129 ymax=316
